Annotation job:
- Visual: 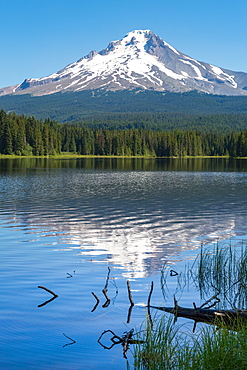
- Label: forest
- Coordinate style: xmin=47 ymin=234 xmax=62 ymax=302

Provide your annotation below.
xmin=0 ymin=109 xmax=247 ymax=157
xmin=1 ymin=90 xmax=247 ymax=126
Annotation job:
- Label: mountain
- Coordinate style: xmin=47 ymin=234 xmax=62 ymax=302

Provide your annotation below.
xmin=1 ymin=29 xmax=247 ymax=97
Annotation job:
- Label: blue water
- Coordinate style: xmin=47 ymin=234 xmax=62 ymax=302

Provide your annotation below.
xmin=0 ymin=158 xmax=247 ymax=369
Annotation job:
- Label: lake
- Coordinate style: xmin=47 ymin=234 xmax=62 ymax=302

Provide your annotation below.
xmin=0 ymin=157 xmax=247 ymax=369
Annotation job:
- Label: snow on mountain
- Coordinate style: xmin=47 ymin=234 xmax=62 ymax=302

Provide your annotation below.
xmin=1 ymin=29 xmax=247 ymax=96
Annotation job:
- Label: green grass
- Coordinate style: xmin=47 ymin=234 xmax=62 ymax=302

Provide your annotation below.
xmin=0 ymin=152 xmax=158 ymax=159
xmin=134 ymin=318 xmax=247 ymax=369
xmin=133 ymin=317 xmax=182 ymax=370
xmin=1 ymin=153 xmax=245 ymax=160
xmin=134 ymin=241 xmax=247 ymax=369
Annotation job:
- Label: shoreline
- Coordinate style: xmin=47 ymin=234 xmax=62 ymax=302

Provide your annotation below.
xmin=0 ymin=154 xmax=246 ymax=159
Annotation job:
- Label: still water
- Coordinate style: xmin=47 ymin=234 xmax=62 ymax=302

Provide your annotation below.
xmin=0 ymin=157 xmax=247 ymax=369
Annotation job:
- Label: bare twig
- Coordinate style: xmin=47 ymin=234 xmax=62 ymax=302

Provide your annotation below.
xmin=111 ymin=278 xmax=119 ymax=294
xmin=127 ymin=304 xmax=134 ymax=324
xmin=98 ymin=330 xmax=122 ymax=350
xmin=63 ymin=333 xmax=76 ymax=347
xmin=170 ymin=269 xmax=178 ymax=276
xmin=102 ymin=291 xmax=111 ymax=308
xmin=38 ymin=295 xmax=57 ymax=308
xmin=91 ymin=292 xmax=100 ymax=312
xmin=122 ymin=329 xmax=134 ymax=359
xmin=147 ymin=281 xmax=154 ymax=328
xmin=38 ymin=286 xmax=58 ymax=297
xmin=192 ymin=320 xmax=197 ymax=333
xmin=98 ymin=329 xmax=143 ymax=357
xmin=37 ymin=286 xmax=58 ymax=307
xmin=102 ymin=267 xmax=111 ymax=307
xmin=198 ymin=293 xmax=220 ymax=309
xmin=103 ymin=267 xmax=111 ymax=291
xmin=127 ymin=280 xmax=135 ymax=306
xmin=92 ymin=291 xmax=100 ymax=302
xmin=110 ymin=278 xmax=119 ymax=305
xmin=173 ymin=296 xmax=179 ymax=323
xmin=147 ymin=281 xmax=154 ymax=310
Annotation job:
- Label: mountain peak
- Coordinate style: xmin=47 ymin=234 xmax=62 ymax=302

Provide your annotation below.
xmin=1 ymin=30 xmax=247 ymax=96
xmin=124 ymin=29 xmax=153 ymax=40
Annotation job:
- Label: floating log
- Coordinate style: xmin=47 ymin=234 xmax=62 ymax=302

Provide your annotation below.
xmin=150 ymin=298 xmax=247 ymax=330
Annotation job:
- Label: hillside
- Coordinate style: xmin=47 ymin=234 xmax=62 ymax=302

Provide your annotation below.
xmin=0 ymin=90 xmax=247 ymax=132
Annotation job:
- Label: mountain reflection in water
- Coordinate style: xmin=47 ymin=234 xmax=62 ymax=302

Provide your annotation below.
xmin=0 ymin=157 xmax=246 ymax=278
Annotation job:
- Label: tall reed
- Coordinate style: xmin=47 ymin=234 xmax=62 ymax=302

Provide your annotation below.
xmin=134 ymin=317 xmax=247 ymax=369
xmin=191 ymin=242 xmax=247 ymax=308
xmin=134 ymin=240 xmax=247 ymax=369
xmin=133 ymin=316 xmax=184 ymax=370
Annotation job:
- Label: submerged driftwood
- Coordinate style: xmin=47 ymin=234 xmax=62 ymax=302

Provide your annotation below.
xmin=150 ymin=297 xmax=247 ymax=331
xmin=98 ymin=329 xmax=143 ymax=359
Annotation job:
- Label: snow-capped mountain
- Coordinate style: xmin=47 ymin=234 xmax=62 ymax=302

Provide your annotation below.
xmin=1 ymin=29 xmax=247 ymax=96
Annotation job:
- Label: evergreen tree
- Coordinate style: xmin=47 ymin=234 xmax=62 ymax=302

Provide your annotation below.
xmin=4 ymin=118 xmax=13 ymax=154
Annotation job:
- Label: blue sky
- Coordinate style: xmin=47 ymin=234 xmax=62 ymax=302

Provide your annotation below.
xmin=1 ymin=0 xmax=247 ymax=88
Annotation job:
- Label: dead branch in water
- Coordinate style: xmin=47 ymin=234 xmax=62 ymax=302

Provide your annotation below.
xmin=38 ymin=295 xmax=57 ymax=308
xmin=126 ymin=280 xmax=135 ymax=323
xmin=150 ymin=294 xmax=247 ymax=331
xmin=170 ymin=269 xmax=178 ymax=276
xmin=122 ymin=329 xmax=134 ymax=359
xmin=63 ymin=333 xmax=76 ymax=347
xmin=37 ymin=286 xmax=58 ymax=307
xmin=102 ymin=267 xmax=111 ymax=307
xmin=147 ymin=281 xmax=154 ymax=327
xmin=98 ymin=328 xmax=143 ymax=358
xmin=91 ymin=292 xmax=100 ymax=312
xmin=127 ymin=305 xmax=134 ymax=324
xmin=98 ymin=329 xmax=122 ymax=349
xmin=127 ymin=280 xmax=135 ymax=306
xmin=38 ymin=286 xmax=58 ymax=297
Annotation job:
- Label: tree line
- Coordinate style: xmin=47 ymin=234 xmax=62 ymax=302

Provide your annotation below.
xmin=0 ymin=109 xmax=247 ymax=157
xmin=2 ymin=90 xmax=247 ymax=125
